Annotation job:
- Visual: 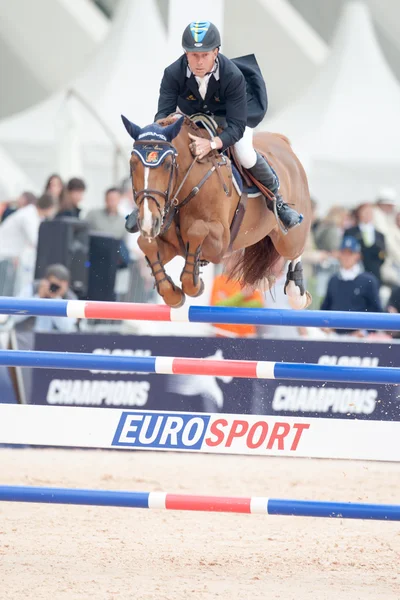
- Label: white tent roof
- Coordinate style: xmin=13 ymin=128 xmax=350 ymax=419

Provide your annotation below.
xmin=0 ymin=0 xmax=166 ymax=206
xmin=267 ymin=0 xmax=400 ymax=164
xmin=265 ymin=1 xmax=400 ymax=207
xmin=0 ymin=146 xmax=37 ymax=201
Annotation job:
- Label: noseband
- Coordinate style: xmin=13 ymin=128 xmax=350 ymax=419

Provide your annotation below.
xmin=131 ymin=140 xmax=178 ymax=219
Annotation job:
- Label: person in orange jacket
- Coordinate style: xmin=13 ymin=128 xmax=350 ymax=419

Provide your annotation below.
xmin=210 ymin=266 xmax=264 ymax=337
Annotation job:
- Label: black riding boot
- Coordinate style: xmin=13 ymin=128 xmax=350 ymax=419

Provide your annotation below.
xmin=248 ymin=154 xmax=303 ymax=230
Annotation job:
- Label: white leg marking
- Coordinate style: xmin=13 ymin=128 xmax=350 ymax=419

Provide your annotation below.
xmin=142 ymin=167 xmax=153 ymax=235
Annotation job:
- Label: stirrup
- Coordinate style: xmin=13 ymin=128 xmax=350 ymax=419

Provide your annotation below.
xmin=272 ymin=197 xmax=303 ymax=236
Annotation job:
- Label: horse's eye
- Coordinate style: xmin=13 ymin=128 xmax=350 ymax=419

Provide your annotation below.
xmin=163 ymin=160 xmax=171 ymax=171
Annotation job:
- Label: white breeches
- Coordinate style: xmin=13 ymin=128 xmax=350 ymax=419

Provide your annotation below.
xmin=233 ymin=126 xmax=257 ymax=169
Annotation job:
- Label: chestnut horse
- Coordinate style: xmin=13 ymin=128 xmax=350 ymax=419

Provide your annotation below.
xmin=121 ymin=114 xmax=312 ymax=309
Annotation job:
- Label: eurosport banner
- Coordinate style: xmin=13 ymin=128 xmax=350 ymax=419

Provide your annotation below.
xmin=0 ymin=404 xmax=399 ymax=461
xmin=30 ymin=333 xmax=400 ymax=421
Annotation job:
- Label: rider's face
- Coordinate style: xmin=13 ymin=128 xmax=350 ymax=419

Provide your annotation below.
xmin=186 ymin=49 xmax=218 ymax=77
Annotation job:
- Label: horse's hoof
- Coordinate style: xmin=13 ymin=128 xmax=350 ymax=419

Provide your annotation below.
xmin=170 ymin=294 xmax=186 ymax=308
xmin=192 ymin=279 xmax=205 ymax=298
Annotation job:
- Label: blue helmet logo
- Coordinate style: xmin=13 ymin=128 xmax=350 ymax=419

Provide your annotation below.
xmin=189 ymin=21 xmax=211 ymax=43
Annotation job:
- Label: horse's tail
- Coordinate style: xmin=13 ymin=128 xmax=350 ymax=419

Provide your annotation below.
xmin=231 ymin=235 xmax=281 ymax=289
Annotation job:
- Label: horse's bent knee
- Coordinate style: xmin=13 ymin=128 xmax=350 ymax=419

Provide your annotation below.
xmin=186 ymin=220 xmax=209 ymax=242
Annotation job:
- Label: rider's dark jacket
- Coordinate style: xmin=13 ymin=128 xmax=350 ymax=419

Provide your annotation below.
xmin=154 ymin=53 xmax=268 ymax=151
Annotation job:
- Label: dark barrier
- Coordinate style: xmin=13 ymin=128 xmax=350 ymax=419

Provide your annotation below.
xmin=0 ymin=334 xmax=17 ymax=404
xmin=28 ymin=334 xmax=400 ymax=421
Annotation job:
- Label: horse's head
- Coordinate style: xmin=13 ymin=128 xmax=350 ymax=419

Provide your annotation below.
xmin=121 ymin=114 xmax=184 ymax=238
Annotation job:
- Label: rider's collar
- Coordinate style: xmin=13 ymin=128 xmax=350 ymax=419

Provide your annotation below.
xmin=132 ymin=142 xmax=176 ymax=167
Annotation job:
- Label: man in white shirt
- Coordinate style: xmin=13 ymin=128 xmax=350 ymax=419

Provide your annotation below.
xmin=0 ymin=194 xmax=56 ymax=294
xmin=0 ymin=194 xmax=56 ymax=259
xmin=345 ymin=202 xmax=386 ymax=285
xmin=372 ymin=188 xmax=400 ymax=286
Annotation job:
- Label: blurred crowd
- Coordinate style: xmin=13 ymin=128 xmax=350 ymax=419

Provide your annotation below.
xmin=0 ymin=173 xmax=154 ymax=332
xmin=209 ymin=188 xmax=400 ymax=340
xmin=0 ymin=173 xmax=399 ymax=340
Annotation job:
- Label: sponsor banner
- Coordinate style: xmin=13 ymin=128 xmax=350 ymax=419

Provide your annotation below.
xmin=30 ymin=334 xmax=400 ymax=421
xmin=0 ymin=404 xmax=398 ymax=461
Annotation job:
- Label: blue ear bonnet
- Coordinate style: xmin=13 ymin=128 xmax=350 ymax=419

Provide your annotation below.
xmin=131 ymin=124 xmax=177 ymax=167
xmin=121 ymin=116 xmax=184 ymax=167
xmin=136 ymin=124 xmax=170 ymax=142
xmin=132 ymin=142 xmax=176 ymax=167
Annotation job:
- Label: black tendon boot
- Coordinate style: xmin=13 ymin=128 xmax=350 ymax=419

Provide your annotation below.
xmin=248 ymin=154 xmax=303 ymax=231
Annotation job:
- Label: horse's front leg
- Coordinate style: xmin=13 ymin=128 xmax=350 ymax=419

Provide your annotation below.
xmin=180 ymin=219 xmax=225 ymax=297
xmin=138 ymin=235 xmax=185 ymax=308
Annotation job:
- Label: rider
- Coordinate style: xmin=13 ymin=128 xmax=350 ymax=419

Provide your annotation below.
xmin=154 ymin=20 xmax=301 ymax=230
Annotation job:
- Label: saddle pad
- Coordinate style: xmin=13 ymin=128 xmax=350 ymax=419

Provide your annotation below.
xmin=231 ymin=162 xmax=261 ymax=197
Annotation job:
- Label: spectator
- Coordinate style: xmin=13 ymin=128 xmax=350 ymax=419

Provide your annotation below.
xmin=387 ymin=286 xmax=400 ymax=314
xmin=320 ymin=236 xmax=382 ymax=335
xmin=310 ymin=197 xmax=321 ymax=233
xmin=0 ymin=194 xmax=55 ymax=259
xmin=345 ymin=203 xmax=386 ymax=285
xmin=86 ymin=187 xmax=132 ymax=278
xmin=85 ymin=187 xmax=125 ymax=239
xmin=314 ymin=206 xmax=350 ymax=252
xmin=210 ymin=259 xmax=264 ymax=338
xmin=1 ymin=191 xmax=37 ymax=223
xmin=12 ymin=264 xmax=77 ymax=333
xmin=373 ymin=188 xmax=400 ymax=289
xmin=56 ymin=177 xmax=86 ymax=218
xmin=301 ymin=198 xmax=333 ymax=308
xmin=387 ymin=286 xmax=400 ymax=339
xmin=44 ymin=173 xmax=64 ymax=204
xmin=118 ymin=177 xmax=135 ymax=219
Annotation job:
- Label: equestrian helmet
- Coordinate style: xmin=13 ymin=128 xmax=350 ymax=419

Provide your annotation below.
xmin=182 ymin=21 xmax=221 ymax=52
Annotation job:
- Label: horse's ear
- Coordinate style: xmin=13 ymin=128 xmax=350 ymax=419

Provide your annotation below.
xmin=163 ymin=116 xmax=184 ymax=141
xmin=121 ymin=115 xmax=141 ymax=140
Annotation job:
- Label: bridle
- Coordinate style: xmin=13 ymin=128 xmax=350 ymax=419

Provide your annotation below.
xmin=131 ymin=136 xmax=231 ymax=235
xmin=131 ymin=140 xmax=178 ymax=222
